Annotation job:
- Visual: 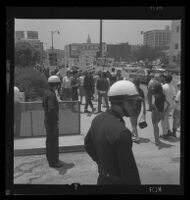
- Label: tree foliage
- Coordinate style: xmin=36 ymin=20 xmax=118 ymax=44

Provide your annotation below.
xmin=132 ymin=45 xmax=165 ymax=62
xmin=15 ymin=41 xmax=41 ymax=67
xmin=15 ymin=67 xmax=48 ymax=101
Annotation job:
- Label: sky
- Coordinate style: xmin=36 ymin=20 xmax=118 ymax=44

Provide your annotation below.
xmin=15 ymin=19 xmax=172 ymax=50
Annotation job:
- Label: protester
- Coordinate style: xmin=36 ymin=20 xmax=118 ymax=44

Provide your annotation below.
xmin=130 ymin=77 xmax=146 ymax=143
xmin=71 ymin=70 xmax=80 ymax=101
xmin=151 ymin=83 xmax=170 ymax=145
xmin=172 ymin=81 xmax=181 ymax=137
xmin=96 ymin=71 xmax=110 ymax=113
xmin=55 ymin=68 xmax=62 ymax=97
xmin=84 ymin=80 xmax=141 ymax=184
xmin=83 ymin=70 xmax=96 ymax=113
xmin=116 ymin=69 xmax=123 ymax=81
xmin=61 ymin=70 xmax=72 ymax=101
xmin=42 ymin=75 xmax=63 ymax=168
xmin=93 ymin=71 xmax=101 ymax=101
xmin=78 ymin=71 xmax=85 ymax=104
xmin=161 ymin=74 xmax=176 ymax=138
xmin=147 ymin=73 xmax=160 ymax=111
xmin=109 ymin=68 xmax=117 ymax=86
xmin=14 ymin=85 xmax=22 ymax=137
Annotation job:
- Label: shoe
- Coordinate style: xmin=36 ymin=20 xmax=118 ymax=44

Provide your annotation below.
xmin=49 ymin=163 xmax=63 ymax=168
xmin=167 ymin=130 xmax=176 ymax=138
xmin=155 ymin=140 xmax=161 ymax=145
xmin=84 ymin=110 xmax=91 ymax=113
xmin=92 ymin=108 xmax=96 ymax=113
xmin=96 ymin=111 xmax=102 ymax=114
xmin=133 ymin=136 xmax=140 ymax=143
xmin=160 ymin=134 xmax=169 ymax=139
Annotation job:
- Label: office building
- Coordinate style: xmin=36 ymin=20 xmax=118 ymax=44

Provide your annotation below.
xmin=143 ymin=26 xmax=171 ymax=49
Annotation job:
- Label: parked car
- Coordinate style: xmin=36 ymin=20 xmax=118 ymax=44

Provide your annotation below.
xmin=129 ymin=68 xmax=149 ymax=84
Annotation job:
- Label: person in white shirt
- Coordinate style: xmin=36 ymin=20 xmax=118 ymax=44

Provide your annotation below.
xmin=172 ymin=81 xmax=181 ymax=137
xmin=147 ymin=73 xmax=159 ymax=111
xmin=14 ymin=86 xmax=22 ymax=137
xmin=78 ymin=72 xmax=85 ymax=104
xmin=160 ymin=74 xmax=176 ymax=138
xmin=61 ymin=70 xmax=72 ymax=101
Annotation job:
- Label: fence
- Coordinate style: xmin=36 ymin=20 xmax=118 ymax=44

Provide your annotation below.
xmin=14 ymin=101 xmax=80 ymax=138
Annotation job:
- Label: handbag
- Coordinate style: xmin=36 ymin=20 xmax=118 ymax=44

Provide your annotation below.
xmin=138 ymin=114 xmax=147 ymax=129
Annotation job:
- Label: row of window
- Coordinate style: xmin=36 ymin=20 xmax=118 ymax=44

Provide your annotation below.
xmin=71 ymin=45 xmax=105 ymax=51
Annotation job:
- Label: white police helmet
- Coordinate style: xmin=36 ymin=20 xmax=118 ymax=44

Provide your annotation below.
xmin=176 ymin=81 xmax=180 ymax=86
xmin=108 ymin=80 xmax=142 ymax=102
xmin=48 ymin=75 xmax=60 ymax=83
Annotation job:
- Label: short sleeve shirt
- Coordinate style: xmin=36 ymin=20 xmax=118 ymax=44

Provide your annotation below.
xmin=175 ymin=90 xmax=181 ymax=111
xmin=14 ymin=86 xmax=21 ymax=103
xmin=162 ymin=83 xmax=176 ymax=105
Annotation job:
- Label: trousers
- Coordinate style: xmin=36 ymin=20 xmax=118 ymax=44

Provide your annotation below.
xmin=45 ymin=121 xmax=59 ymax=165
xmin=98 ymin=92 xmax=109 ymax=112
xmin=85 ymin=90 xmax=93 ymax=110
xmin=161 ymin=105 xmax=173 ymax=135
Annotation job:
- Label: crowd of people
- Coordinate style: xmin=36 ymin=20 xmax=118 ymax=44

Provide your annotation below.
xmin=14 ymin=65 xmax=181 ymax=184
xmin=49 ymin=67 xmax=180 ymax=143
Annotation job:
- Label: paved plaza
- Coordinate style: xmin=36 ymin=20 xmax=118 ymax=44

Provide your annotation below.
xmin=14 ymin=88 xmax=181 ymax=186
xmin=14 ymin=82 xmax=181 ymax=186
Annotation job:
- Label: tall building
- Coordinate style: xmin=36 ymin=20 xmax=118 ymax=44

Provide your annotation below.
xmin=15 ymin=31 xmax=25 ymax=41
xmin=26 ymin=31 xmax=38 ymax=40
xmin=168 ymin=20 xmax=181 ymax=69
xmin=143 ymin=26 xmax=171 ymax=49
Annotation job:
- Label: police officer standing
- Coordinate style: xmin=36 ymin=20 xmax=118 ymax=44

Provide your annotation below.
xmin=42 ymin=75 xmax=63 ymax=168
xmin=84 ymin=80 xmax=141 ymax=185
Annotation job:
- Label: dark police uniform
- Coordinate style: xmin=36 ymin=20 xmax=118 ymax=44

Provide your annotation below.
xmin=42 ymin=87 xmax=59 ymax=166
xmin=84 ymin=109 xmax=141 ymax=185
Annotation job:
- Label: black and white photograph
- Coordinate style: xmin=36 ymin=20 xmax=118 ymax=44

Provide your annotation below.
xmin=6 ymin=6 xmax=185 ymax=195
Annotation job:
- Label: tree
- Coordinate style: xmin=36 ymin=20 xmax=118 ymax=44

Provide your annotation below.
xmin=15 ymin=67 xmax=48 ymax=101
xmin=132 ymin=45 xmax=165 ymax=62
xmin=15 ymin=41 xmax=41 ymax=68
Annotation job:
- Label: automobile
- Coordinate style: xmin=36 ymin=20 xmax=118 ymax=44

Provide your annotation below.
xmin=128 ymin=68 xmax=149 ymax=84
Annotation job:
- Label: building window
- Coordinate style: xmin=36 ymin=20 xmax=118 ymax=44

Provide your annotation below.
xmin=176 ymin=26 xmax=180 ymax=32
xmin=175 ymin=43 xmax=179 ymax=49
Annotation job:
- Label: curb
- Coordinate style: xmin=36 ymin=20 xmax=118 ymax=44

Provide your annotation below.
xmin=14 ymin=145 xmax=85 ymax=157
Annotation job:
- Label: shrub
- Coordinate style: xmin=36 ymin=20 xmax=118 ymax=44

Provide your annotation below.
xmin=15 ymin=66 xmax=48 ymax=101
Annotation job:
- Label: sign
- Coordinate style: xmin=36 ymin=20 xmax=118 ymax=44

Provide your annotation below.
xmin=27 ymin=31 xmax=38 ymax=39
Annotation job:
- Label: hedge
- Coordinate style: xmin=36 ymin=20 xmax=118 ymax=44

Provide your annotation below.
xmin=15 ymin=66 xmax=48 ymax=101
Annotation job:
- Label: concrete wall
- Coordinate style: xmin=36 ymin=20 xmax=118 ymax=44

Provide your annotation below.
xmin=16 ymin=101 xmax=80 ymax=138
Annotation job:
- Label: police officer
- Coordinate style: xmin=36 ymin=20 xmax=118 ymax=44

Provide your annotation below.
xmin=84 ymin=80 xmax=141 ymax=185
xmin=42 ymin=75 xmax=63 ymax=168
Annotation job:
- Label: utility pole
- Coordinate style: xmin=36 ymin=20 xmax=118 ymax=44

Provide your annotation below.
xmin=51 ymin=31 xmax=59 ymax=66
xmin=51 ymin=31 xmax=54 ymax=51
xmin=99 ymin=19 xmax=102 ymax=58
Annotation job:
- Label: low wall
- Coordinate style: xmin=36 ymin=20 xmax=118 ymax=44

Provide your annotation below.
xmin=15 ymin=101 xmax=80 ymax=138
